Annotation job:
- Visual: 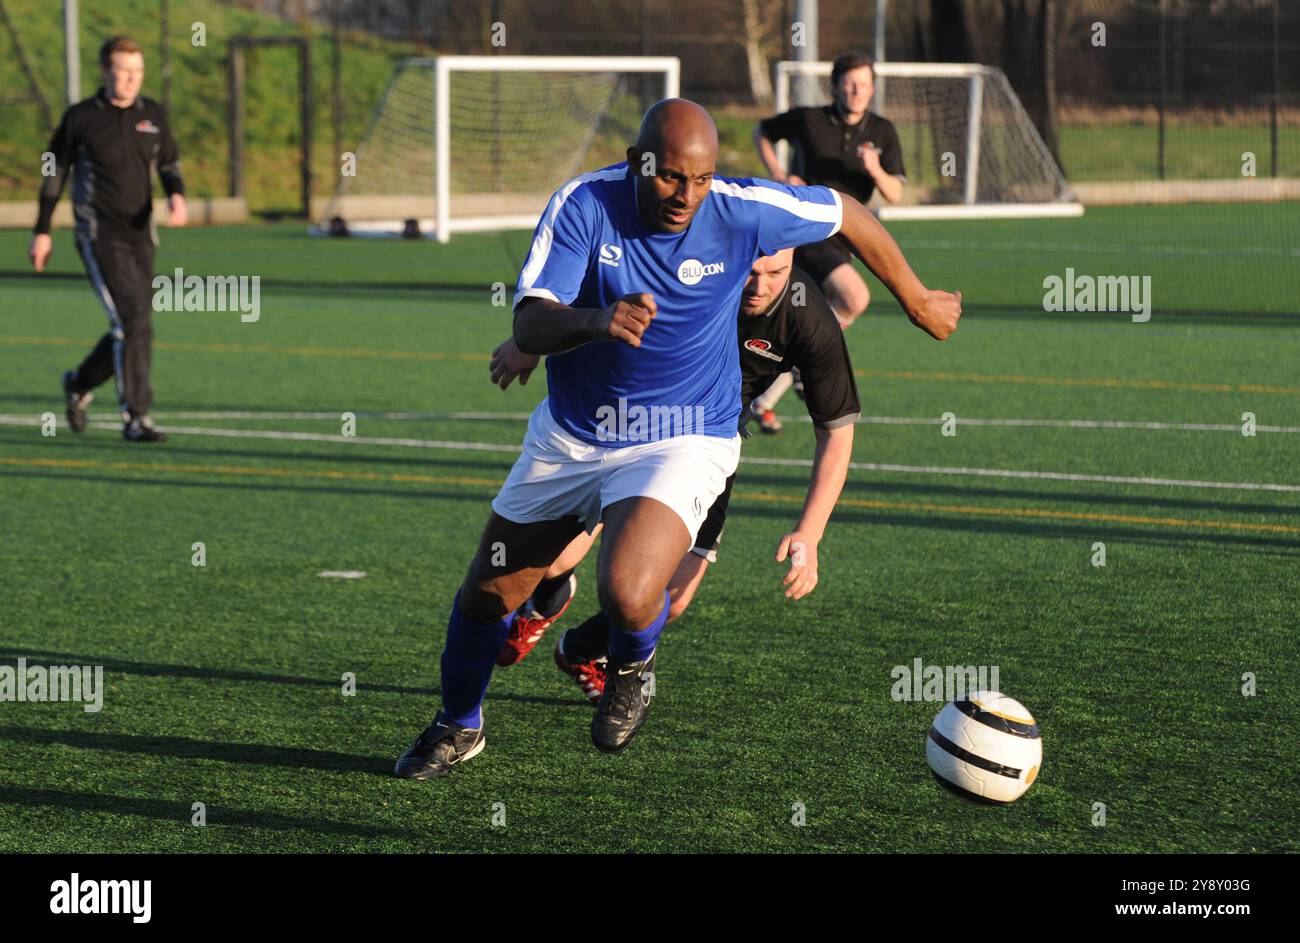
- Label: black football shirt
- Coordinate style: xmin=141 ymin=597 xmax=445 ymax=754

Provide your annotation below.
xmin=759 ymin=105 xmax=905 ymax=205
xmin=738 ymin=266 xmax=860 ymax=429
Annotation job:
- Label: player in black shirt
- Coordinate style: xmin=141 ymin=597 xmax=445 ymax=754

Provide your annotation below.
xmin=29 ymin=36 xmax=187 ymax=443
xmin=486 ymin=247 xmax=860 ymax=702
xmin=750 ymin=51 xmax=904 ymax=430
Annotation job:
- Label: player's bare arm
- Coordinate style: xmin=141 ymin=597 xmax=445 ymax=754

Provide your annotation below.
xmin=28 ymin=233 xmax=53 ymax=272
xmin=513 ymin=292 xmax=656 ymax=355
xmin=752 ymin=125 xmax=804 ymax=185
xmin=837 ymin=197 xmax=961 ymax=340
xmin=168 ymin=193 xmax=189 ymax=227
xmin=775 ymin=421 xmax=854 ymax=600
xmin=859 ymin=144 xmax=903 ymax=204
xmin=490 ymin=336 xmax=540 ymax=389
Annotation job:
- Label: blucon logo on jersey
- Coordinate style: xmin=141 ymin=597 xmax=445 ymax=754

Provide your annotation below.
xmin=599 ymin=244 xmax=622 ymax=267
xmin=744 ymin=338 xmax=783 ymax=362
xmin=677 ymin=258 xmax=725 ymax=286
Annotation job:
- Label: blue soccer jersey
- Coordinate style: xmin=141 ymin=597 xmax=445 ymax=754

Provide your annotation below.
xmin=514 ymin=162 xmax=842 ymax=447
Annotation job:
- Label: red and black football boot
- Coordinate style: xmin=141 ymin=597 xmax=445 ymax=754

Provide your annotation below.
xmin=497 ymin=573 xmax=577 ymax=667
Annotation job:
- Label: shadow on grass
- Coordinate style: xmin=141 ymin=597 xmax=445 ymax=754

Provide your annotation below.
xmin=933 ymin=300 xmax=1300 ymax=328
xmin=0 ymin=783 xmax=424 ymax=841
xmin=0 ymin=268 xmax=492 ymax=298
xmin=0 ymin=429 xmax=519 ymax=473
xmin=0 ymin=468 xmax=494 ymax=504
xmin=0 ymin=724 xmax=390 ymax=776
xmin=725 ymin=497 xmax=1300 ymax=554
xmin=0 ymin=649 xmax=578 ymax=710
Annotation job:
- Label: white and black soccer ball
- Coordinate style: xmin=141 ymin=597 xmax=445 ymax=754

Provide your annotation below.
xmin=926 ymin=691 xmax=1042 ymax=803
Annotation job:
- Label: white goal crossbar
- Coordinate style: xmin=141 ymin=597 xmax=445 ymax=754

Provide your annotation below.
xmin=316 ymin=55 xmax=679 ymax=242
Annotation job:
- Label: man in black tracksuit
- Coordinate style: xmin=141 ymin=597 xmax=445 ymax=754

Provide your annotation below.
xmin=29 ymin=35 xmax=187 ymax=443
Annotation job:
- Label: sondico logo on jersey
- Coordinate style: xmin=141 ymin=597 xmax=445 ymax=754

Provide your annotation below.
xmin=677 ymin=258 xmax=725 ymax=286
xmin=599 ymin=244 xmax=622 ymax=267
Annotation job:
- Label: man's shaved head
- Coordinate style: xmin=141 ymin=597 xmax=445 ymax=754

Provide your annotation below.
xmin=628 ymin=99 xmax=719 ymax=233
xmin=635 ymin=99 xmax=719 ymax=160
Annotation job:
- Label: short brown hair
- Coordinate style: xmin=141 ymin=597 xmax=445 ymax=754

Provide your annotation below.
xmin=831 ymin=51 xmax=875 ymax=87
xmin=99 ymin=36 xmax=142 ymax=68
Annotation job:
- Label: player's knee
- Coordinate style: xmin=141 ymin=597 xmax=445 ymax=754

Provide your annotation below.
xmin=598 ymin=578 xmax=665 ymax=632
xmin=458 ymin=580 xmax=512 ymax=624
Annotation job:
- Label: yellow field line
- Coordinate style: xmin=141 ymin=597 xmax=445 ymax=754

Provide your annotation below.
xmin=0 ymin=336 xmax=490 ymax=363
xmin=855 ymin=368 xmax=1300 ymax=396
xmin=741 ymin=490 xmax=1300 ymax=535
xmin=0 ymin=455 xmax=501 ymax=489
xmin=5 ymin=455 xmax=1295 ymax=536
xmin=3 ymin=337 xmax=1293 ymax=392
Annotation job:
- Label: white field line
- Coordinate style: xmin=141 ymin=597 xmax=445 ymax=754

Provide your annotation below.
xmin=898 ymin=238 xmax=1300 ymax=259
xmin=60 ymin=409 xmax=1300 ymax=435
xmin=0 ymin=417 xmax=519 ymax=453
xmin=2 ymin=415 xmax=1296 ymax=493
xmin=81 ymin=410 xmax=536 ymax=422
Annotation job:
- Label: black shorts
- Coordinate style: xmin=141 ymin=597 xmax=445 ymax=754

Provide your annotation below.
xmin=794 ymin=235 xmax=852 ymax=286
xmin=691 ymin=473 xmax=735 ymax=563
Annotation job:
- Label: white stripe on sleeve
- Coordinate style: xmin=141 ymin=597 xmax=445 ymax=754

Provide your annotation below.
xmin=514 ymin=167 xmax=623 ymax=309
xmin=709 ymin=178 xmax=843 ymax=233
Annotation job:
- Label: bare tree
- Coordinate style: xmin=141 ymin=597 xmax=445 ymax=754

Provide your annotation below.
xmin=739 ymin=0 xmax=786 ymax=105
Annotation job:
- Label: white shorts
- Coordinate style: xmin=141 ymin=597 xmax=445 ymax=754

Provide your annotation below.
xmin=491 ymin=399 xmax=741 ymax=544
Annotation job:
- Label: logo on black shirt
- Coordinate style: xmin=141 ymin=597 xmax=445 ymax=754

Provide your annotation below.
xmin=135 ymin=119 xmax=160 ymax=134
xmin=743 ymin=338 xmax=783 ymax=362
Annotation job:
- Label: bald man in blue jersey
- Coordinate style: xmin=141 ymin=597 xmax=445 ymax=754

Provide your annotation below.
xmin=394 ymin=99 xmax=961 ymax=779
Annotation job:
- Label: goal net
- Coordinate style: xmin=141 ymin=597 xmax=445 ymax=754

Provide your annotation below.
xmin=317 ymin=55 xmax=679 ymax=242
xmin=776 ymin=61 xmax=1082 ymax=220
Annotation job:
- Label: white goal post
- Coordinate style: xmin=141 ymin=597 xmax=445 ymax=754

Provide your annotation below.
xmin=774 ymin=60 xmax=1083 ymax=221
xmin=316 ymin=55 xmax=679 ymax=242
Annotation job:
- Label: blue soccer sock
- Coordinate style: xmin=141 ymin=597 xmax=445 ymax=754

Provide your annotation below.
xmin=607 ymin=591 xmax=668 ymax=664
xmin=439 ymin=591 xmax=511 ymax=729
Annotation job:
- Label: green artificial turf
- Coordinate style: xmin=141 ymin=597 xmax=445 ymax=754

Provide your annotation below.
xmin=0 ymin=207 xmax=1296 ymax=852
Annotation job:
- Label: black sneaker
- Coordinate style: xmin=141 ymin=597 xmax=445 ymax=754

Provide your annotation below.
xmin=62 ymin=370 xmax=92 ymax=434
xmin=393 ymin=712 xmax=485 ymax=780
xmin=123 ymin=415 xmax=166 ymax=443
xmin=591 ymin=649 xmax=656 ymax=754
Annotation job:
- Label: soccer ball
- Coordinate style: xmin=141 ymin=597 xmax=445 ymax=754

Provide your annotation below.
xmin=926 ymin=691 xmax=1042 ymax=803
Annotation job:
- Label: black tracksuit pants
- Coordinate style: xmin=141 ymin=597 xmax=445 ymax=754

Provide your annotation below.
xmin=73 ymin=234 xmax=156 ymax=419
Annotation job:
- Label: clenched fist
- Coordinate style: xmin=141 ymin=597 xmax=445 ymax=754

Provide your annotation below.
xmin=907 ymin=289 xmax=962 ymax=341
xmin=600 ymin=292 xmax=657 ymax=348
